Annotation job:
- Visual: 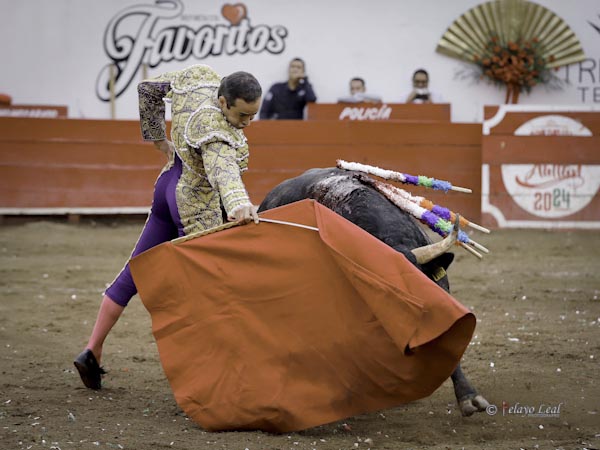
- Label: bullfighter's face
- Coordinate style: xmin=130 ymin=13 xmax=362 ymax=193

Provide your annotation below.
xmin=219 ymin=96 xmax=261 ymax=129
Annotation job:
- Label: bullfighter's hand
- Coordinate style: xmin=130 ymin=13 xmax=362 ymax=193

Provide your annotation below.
xmin=228 ymin=204 xmax=260 ymax=224
xmin=153 ymin=139 xmax=174 ymax=158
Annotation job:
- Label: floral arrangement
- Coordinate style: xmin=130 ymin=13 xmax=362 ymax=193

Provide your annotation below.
xmin=437 ymin=0 xmax=586 ymax=104
xmin=473 ymin=36 xmax=555 ymax=103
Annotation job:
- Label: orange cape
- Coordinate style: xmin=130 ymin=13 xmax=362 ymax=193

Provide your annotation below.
xmin=130 ymin=199 xmax=475 ymax=432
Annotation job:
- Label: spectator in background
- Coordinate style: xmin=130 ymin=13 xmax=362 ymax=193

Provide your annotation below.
xmin=338 ymin=77 xmax=382 ymax=104
xmin=405 ymin=69 xmax=444 ymax=104
xmin=259 ymin=58 xmax=317 ymax=120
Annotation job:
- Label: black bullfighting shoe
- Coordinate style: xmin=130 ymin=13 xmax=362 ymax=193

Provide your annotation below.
xmin=73 ymin=349 xmax=106 ymax=390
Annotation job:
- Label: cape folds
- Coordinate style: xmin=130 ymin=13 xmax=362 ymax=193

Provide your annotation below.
xmin=130 ymin=199 xmax=475 ymax=432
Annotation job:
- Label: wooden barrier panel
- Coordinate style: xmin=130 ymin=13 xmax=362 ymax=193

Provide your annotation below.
xmin=482 ymin=105 xmax=600 ymax=229
xmin=484 ymin=106 xmax=600 ymax=135
xmin=0 ymin=118 xmax=163 ymax=213
xmin=245 ymin=121 xmax=481 ymax=222
xmin=0 ymin=117 xmax=482 ymax=221
xmin=0 ymin=104 xmax=68 ymax=119
xmin=307 ymin=103 xmax=451 ymax=122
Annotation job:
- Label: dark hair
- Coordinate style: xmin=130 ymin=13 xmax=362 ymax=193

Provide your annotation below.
xmin=412 ymin=69 xmax=429 ymax=80
xmin=218 ymin=71 xmax=262 ymax=107
xmin=350 ymin=77 xmax=365 ymax=87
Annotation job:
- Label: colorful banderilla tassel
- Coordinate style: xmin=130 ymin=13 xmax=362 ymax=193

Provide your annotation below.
xmin=355 ymin=174 xmax=489 ymax=257
xmin=337 ymin=159 xmax=472 ymax=194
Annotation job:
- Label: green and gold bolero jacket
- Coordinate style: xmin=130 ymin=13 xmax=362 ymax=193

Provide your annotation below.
xmin=138 ymin=65 xmax=251 ymax=235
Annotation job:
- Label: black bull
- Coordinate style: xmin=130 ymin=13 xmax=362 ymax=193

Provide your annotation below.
xmin=258 ymin=167 xmax=490 ymax=416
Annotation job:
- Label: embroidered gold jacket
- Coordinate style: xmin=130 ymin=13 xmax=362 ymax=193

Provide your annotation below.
xmin=138 ymin=65 xmax=251 ymax=235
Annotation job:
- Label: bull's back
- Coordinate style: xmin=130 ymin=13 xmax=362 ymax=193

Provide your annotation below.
xmin=258 ymin=168 xmax=341 ymax=212
xmin=258 ymin=167 xmax=453 ymax=290
xmin=258 ymin=167 xmax=430 ymax=250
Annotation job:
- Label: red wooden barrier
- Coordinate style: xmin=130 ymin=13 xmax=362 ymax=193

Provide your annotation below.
xmin=307 ymin=103 xmax=451 ymax=122
xmin=0 ymin=104 xmax=68 ymax=119
xmin=0 ymin=117 xmax=482 ymax=221
xmin=482 ymin=105 xmax=600 ymax=229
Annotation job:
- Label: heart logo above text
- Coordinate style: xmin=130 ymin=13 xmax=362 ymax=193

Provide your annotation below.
xmin=221 ymin=3 xmax=247 ymax=25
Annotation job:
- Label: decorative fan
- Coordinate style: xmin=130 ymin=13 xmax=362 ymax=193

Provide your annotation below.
xmin=436 ymin=0 xmax=586 ymax=103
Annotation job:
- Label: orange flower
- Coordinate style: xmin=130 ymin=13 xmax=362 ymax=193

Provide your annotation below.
xmin=475 ymin=34 xmax=549 ymax=95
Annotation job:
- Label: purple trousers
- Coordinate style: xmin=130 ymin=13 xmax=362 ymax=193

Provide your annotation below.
xmin=105 ymin=157 xmax=184 ymax=306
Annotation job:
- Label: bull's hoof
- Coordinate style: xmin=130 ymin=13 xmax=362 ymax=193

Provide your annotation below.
xmin=459 ymin=394 xmax=490 ymax=417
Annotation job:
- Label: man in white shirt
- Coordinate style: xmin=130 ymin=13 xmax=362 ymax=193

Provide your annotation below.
xmin=405 ymin=69 xmax=444 ymax=104
xmin=338 ymin=77 xmax=382 ymax=104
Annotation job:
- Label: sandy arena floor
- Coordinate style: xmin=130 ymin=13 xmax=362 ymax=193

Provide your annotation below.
xmin=1 ymin=219 xmax=599 ymax=450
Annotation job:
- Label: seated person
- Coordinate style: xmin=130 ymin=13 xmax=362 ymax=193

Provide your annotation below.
xmin=259 ymin=58 xmax=317 ymax=120
xmin=405 ymin=69 xmax=444 ymax=104
xmin=337 ymin=77 xmax=382 ymax=104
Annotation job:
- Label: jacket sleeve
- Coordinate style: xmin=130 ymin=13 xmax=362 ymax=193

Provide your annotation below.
xmin=302 ymin=79 xmax=317 ymax=103
xmin=137 ymin=71 xmax=178 ymax=141
xmin=259 ymin=86 xmax=275 ymax=120
xmin=201 ymin=141 xmax=251 ymax=215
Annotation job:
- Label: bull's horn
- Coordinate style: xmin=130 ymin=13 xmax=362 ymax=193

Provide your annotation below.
xmin=411 ymin=232 xmax=456 ymax=264
xmin=411 ymin=215 xmax=460 ymax=264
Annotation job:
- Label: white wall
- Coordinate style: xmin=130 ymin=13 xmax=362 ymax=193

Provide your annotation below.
xmin=1 ymin=0 xmax=599 ymax=122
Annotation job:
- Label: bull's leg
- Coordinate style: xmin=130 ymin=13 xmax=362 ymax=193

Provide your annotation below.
xmin=451 ymin=364 xmax=490 ymax=416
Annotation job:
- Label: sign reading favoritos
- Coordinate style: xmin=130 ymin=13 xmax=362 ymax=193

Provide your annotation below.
xmin=96 ymin=1 xmax=288 ymax=102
